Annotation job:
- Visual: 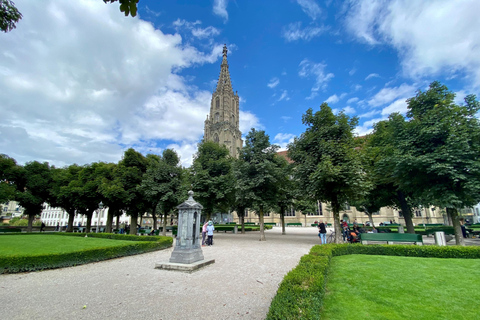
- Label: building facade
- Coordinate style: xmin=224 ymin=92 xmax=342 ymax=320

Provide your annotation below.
xmin=203 ymin=45 xmax=243 ymax=158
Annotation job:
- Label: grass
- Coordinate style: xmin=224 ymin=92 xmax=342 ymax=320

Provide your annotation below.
xmin=0 ymin=234 xmax=135 ymax=256
xmin=321 ymin=254 xmax=480 ymax=319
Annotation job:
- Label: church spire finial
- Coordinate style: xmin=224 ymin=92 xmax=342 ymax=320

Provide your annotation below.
xmin=223 ymin=44 xmax=228 ymax=58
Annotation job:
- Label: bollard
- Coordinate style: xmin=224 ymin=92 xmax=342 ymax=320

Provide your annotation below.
xmin=435 ymin=231 xmax=446 ymax=246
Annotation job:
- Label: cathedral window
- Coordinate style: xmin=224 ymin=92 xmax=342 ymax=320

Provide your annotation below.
xmin=216 ymin=97 xmax=220 ymax=109
xmin=214 ymin=113 xmax=220 ymax=122
xmin=213 ymin=134 xmax=219 ymax=143
xmin=232 ymin=114 xmax=235 ymax=123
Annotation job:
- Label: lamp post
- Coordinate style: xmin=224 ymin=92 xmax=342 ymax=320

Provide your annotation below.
xmin=97 ymin=201 xmax=103 ymax=233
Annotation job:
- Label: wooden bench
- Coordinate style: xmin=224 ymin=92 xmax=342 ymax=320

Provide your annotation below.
xmin=287 ymin=223 xmax=302 ymax=227
xmin=0 ymin=228 xmax=22 ymax=233
xmin=359 ymin=233 xmax=423 ymax=245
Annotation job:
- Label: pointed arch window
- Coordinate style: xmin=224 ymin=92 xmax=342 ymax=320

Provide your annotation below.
xmin=231 ymin=114 xmax=235 ymax=124
xmin=216 ymin=97 xmax=220 ymax=109
xmin=213 ymin=134 xmax=219 ymax=143
xmin=214 ymin=113 xmax=220 ymax=122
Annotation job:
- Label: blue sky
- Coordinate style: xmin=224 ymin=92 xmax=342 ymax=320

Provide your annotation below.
xmin=1 ymin=0 xmax=479 ymax=167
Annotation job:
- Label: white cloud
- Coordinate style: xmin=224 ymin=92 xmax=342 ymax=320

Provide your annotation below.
xmin=213 ymin=0 xmax=229 ymax=22
xmin=359 ymin=110 xmax=380 ymax=118
xmin=166 ymin=142 xmax=199 ymax=167
xmin=345 ymin=0 xmax=480 ymax=88
xmin=267 ymin=77 xmax=280 ymax=88
xmin=349 ymin=68 xmax=357 ymax=76
xmin=344 ymin=106 xmax=356 ymax=114
xmin=325 ymin=93 xmax=347 ymax=104
xmin=282 ymin=22 xmax=329 ymax=42
xmin=0 ymin=0 xmax=223 ymax=166
xmin=239 ymin=110 xmax=263 ymax=135
xmin=381 ymin=98 xmax=408 ymax=116
xmin=299 ymin=59 xmax=334 ymax=99
xmin=368 ymin=83 xmax=416 ymax=107
xmin=192 ymin=26 xmax=221 ymax=39
xmin=278 ymin=90 xmax=290 ymax=102
xmin=281 ymin=116 xmax=292 ymax=122
xmin=296 ymin=0 xmax=322 ymax=20
xmin=365 ymin=73 xmax=380 ymax=80
xmin=273 ymin=133 xmax=296 ymax=150
xmin=347 ymin=97 xmax=359 ymax=104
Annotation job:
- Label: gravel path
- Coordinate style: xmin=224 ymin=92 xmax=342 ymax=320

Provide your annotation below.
xmin=0 ymin=227 xmax=320 ymax=320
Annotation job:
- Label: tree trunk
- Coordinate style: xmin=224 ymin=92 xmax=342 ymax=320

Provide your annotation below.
xmin=240 ymin=215 xmax=245 ymax=234
xmin=448 ymin=207 xmax=465 ymax=246
xmin=331 ymin=199 xmax=342 ymax=243
xmin=27 ymin=214 xmax=35 ymax=233
xmin=130 ymin=212 xmax=138 ymax=235
xmin=367 ymin=212 xmax=375 ymax=227
xmin=106 ymin=208 xmax=114 ymax=233
xmin=259 ymin=208 xmax=266 ymax=241
xmin=116 ymin=214 xmax=120 ymax=230
xmin=162 ymin=212 xmax=167 ymax=236
xmin=86 ymin=213 xmax=93 ymax=233
xmin=397 ymin=191 xmax=415 ymax=233
xmin=67 ymin=211 xmax=75 ymax=232
xmin=152 ymin=207 xmax=157 ymax=230
xmin=280 ymin=212 xmax=286 ymax=235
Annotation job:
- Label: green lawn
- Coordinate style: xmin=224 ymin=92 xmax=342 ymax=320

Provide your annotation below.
xmin=321 ymin=255 xmax=480 ymax=319
xmin=0 ymin=234 xmax=134 ymax=256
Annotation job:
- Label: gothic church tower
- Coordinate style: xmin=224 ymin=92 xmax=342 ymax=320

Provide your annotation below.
xmin=204 ymin=45 xmax=243 ymax=158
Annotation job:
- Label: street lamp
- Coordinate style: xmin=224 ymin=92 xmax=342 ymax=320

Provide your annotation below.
xmin=96 ymin=201 xmax=103 ymax=233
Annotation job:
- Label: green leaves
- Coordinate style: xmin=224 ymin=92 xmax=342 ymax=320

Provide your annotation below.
xmin=0 ymin=0 xmax=22 ymax=33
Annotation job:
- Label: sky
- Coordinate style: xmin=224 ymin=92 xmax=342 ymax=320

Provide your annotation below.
xmin=1 ymin=0 xmax=480 ymax=168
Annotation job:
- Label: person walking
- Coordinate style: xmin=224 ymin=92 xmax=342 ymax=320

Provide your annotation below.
xmin=202 ymin=221 xmax=208 ymax=246
xmin=318 ymin=220 xmax=327 ymax=244
xmin=206 ymin=221 xmax=215 ymax=246
xmin=40 ymin=221 xmax=45 ymax=232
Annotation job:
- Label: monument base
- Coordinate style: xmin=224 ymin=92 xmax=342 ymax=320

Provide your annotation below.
xmin=169 ymin=247 xmax=204 ymax=264
xmin=155 ymin=259 xmax=215 ymax=273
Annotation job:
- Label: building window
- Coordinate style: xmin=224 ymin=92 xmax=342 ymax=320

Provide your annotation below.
xmin=317 ymin=201 xmax=323 ymax=216
xmin=415 ymin=210 xmax=422 ymax=217
xmin=264 ymin=211 xmax=270 ymax=217
xmin=213 ymin=134 xmax=219 ymax=143
xmin=344 ymin=203 xmax=351 ymax=210
xmin=214 ymin=113 xmax=220 ymax=122
xmin=372 ymin=211 xmax=380 ymax=215
xmin=285 ymin=208 xmax=296 ymax=216
xmin=216 ymin=97 xmax=220 ymax=109
xmin=244 ymin=209 xmax=248 ymax=217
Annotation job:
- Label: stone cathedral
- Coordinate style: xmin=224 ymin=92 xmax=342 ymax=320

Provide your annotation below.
xmin=203 ymin=45 xmax=243 ymax=158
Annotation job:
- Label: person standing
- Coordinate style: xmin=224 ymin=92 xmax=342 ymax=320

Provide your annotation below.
xmin=318 ymin=220 xmax=327 ymax=244
xmin=206 ymin=221 xmax=215 ymax=246
xmin=40 ymin=221 xmax=45 ymax=232
xmin=202 ymin=221 xmax=208 ymax=246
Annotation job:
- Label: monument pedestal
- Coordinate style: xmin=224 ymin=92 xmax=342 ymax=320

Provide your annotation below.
xmin=155 ymin=258 xmax=215 ymax=273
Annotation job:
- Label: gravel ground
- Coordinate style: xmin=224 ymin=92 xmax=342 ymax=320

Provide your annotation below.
xmin=2 ymin=227 xmax=479 ymax=320
xmin=0 ymin=227 xmax=320 ymax=320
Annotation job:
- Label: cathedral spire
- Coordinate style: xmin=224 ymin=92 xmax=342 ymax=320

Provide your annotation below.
xmin=215 ymin=44 xmax=233 ymax=93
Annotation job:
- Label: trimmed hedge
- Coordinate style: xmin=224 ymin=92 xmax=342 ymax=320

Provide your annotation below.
xmin=0 ymin=233 xmax=173 ymax=274
xmin=266 ymin=244 xmax=480 ymax=319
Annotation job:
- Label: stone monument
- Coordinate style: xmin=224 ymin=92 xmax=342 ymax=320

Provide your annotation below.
xmin=155 ymin=191 xmax=215 ymax=272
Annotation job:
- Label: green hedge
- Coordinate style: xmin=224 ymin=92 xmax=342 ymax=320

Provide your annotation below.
xmin=0 ymin=233 xmax=173 ymax=274
xmin=266 ymin=244 xmax=480 ymax=319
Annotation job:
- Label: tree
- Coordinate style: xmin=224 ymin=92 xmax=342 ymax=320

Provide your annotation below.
xmin=139 ymin=149 xmax=183 ymax=236
xmin=103 ymin=0 xmax=139 ymax=17
xmin=14 ymin=161 xmax=52 ymax=232
xmin=118 ymin=148 xmax=148 ymax=235
xmin=288 ymin=104 xmax=370 ymax=243
xmin=191 ymin=141 xmax=234 ymax=222
xmin=234 ymin=129 xmax=281 ymax=241
xmin=50 ymin=164 xmax=83 ymax=232
xmin=1 ymin=0 xmax=139 ymax=33
xmin=0 ymin=0 xmax=22 ymax=33
xmin=0 ymin=154 xmax=20 ymax=203
xmin=273 ymin=157 xmax=296 ymax=235
xmin=394 ymin=82 xmax=480 ymax=245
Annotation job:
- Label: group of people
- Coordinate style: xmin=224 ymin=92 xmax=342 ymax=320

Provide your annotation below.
xmin=202 ymin=221 xmax=215 ymax=246
xmin=317 ymin=219 xmax=379 ymax=244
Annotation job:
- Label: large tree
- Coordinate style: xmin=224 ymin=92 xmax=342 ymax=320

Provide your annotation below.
xmin=139 ymin=149 xmax=183 ymax=236
xmin=288 ymin=104 xmax=370 ymax=243
xmin=14 ymin=161 xmax=52 ymax=232
xmin=191 ymin=141 xmax=234 ymax=222
xmin=234 ymin=129 xmax=281 ymax=241
xmin=0 ymin=154 xmax=20 ymax=204
xmin=394 ymin=82 xmax=480 ymax=245
xmin=118 ymin=148 xmax=148 ymax=235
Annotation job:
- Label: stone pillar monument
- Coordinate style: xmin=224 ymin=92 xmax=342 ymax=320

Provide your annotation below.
xmin=156 ymin=191 xmax=215 ymax=272
xmin=169 ymin=190 xmax=204 ymax=263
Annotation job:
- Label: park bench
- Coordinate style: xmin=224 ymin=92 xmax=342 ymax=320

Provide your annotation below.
xmin=264 ymin=222 xmax=276 ymax=226
xmin=0 ymin=228 xmax=22 ymax=233
xmin=359 ymin=233 xmax=423 ymax=245
xmin=287 ymin=223 xmax=302 ymax=227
